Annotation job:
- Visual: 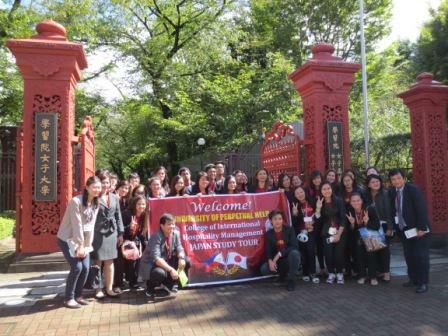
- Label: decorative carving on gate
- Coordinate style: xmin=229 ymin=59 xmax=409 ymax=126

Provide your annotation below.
xmin=304 ymin=107 xmax=316 ymax=174
xmin=7 ymin=20 xmax=88 ymax=252
xmin=79 ymin=116 xmax=96 ymax=187
xmin=31 ymin=94 xmax=62 ymax=236
xmin=289 ymin=43 xmax=359 ymax=177
xmin=261 ymin=121 xmax=302 ymax=182
xmin=398 ymin=72 xmax=448 ymax=235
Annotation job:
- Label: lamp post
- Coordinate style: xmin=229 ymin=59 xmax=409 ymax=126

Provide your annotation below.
xmin=359 ymin=0 xmax=370 ymax=168
xmin=197 ymin=137 xmax=205 ymax=171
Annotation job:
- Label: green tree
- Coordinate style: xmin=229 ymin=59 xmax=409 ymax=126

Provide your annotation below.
xmin=0 ymin=1 xmax=40 ymax=124
xmin=414 ymin=0 xmax=448 ymax=83
xmin=349 ymin=42 xmax=415 ymax=170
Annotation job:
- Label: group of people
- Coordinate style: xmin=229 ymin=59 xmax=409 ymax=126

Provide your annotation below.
xmin=57 ymin=161 xmax=432 ymax=308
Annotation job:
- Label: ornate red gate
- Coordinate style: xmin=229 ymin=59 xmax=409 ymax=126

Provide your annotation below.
xmin=261 ymin=121 xmax=303 ymax=182
xmin=73 ymin=116 xmax=95 ymax=194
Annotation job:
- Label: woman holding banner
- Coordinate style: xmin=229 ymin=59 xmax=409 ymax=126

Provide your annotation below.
xmin=192 ymin=171 xmax=214 ymax=195
xmin=248 ymin=168 xmax=274 ymax=193
xmin=167 ymin=175 xmax=186 ymax=197
xmin=221 ymin=175 xmax=239 ymax=194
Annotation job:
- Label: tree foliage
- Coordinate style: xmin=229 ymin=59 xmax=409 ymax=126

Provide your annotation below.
xmin=414 ymin=0 xmax=448 ymax=83
xmin=2 ymin=0 xmax=414 ymax=177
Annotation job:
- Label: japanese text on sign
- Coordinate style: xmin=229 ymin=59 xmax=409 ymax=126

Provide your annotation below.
xmin=34 ymin=113 xmax=58 ymax=201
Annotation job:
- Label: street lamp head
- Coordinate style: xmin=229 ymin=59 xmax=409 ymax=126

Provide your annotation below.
xmin=197 ymin=138 xmax=205 ymax=146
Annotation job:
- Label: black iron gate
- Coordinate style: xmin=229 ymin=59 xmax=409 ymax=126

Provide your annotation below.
xmin=0 ymin=127 xmax=18 ymax=211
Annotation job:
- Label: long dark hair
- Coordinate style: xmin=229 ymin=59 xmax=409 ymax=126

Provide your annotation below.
xmin=254 ymin=168 xmax=269 ymax=189
xmin=308 ymin=170 xmax=323 ymax=190
xmin=147 ymin=177 xmax=163 ymax=198
xmin=192 ymin=171 xmax=210 ymax=194
xmin=168 ymin=175 xmax=186 ymax=196
xmin=277 ymin=172 xmax=291 ymax=191
xmin=325 ymin=169 xmax=338 ymax=182
xmin=132 ymin=184 xmax=148 ymax=198
xmin=116 ymin=179 xmax=131 ymax=208
xmin=82 ymin=176 xmax=101 ymax=208
xmin=152 ymin=166 xmax=170 ymax=192
xmin=222 ymin=175 xmax=237 ymax=194
xmin=341 ymin=171 xmax=357 ymax=195
xmin=129 ymin=195 xmax=148 ymax=236
xmin=233 ymin=169 xmax=247 ymax=192
xmin=292 ymin=185 xmax=314 ymax=206
xmin=319 ymin=181 xmax=335 ymax=203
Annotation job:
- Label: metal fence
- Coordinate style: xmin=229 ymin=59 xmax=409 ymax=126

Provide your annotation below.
xmin=0 ymin=127 xmax=17 ymax=211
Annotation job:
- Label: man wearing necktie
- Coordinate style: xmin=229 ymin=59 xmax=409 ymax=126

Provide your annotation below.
xmin=388 ymin=169 xmax=431 ymax=293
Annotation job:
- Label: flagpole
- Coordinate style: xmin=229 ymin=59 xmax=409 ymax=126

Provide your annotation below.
xmin=359 ymin=0 xmax=370 ymax=168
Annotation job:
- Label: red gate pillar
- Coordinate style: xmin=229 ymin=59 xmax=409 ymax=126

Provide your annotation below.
xmin=7 ymin=20 xmax=87 ymax=253
xmin=289 ymin=43 xmax=360 ymax=177
xmin=398 ymin=73 xmax=448 ymax=239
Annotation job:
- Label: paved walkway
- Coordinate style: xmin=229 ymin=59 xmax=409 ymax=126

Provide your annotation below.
xmin=0 ymin=243 xmax=447 ymax=336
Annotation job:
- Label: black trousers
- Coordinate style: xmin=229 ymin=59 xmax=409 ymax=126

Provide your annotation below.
xmin=345 ymin=230 xmax=359 ymax=275
xmin=298 ymin=231 xmax=317 ymax=276
xmin=314 ymin=222 xmax=325 ymax=270
xmin=146 ymin=256 xmax=191 ymax=292
xmin=376 ymin=236 xmax=391 ymax=273
xmin=260 ymin=249 xmax=301 ymax=280
xmin=401 ymin=232 xmax=430 ymax=285
xmin=355 ymin=238 xmax=377 ymax=278
xmin=124 ymin=258 xmax=141 ymax=286
xmin=113 ymin=247 xmax=125 ymax=288
xmin=324 ymin=236 xmax=346 ymax=274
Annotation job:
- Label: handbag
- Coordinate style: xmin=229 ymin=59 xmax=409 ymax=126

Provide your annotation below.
xmin=358 ymin=226 xmax=386 ymax=252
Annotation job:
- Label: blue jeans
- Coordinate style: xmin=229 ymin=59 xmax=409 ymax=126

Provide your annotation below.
xmin=58 ymin=238 xmax=90 ymax=300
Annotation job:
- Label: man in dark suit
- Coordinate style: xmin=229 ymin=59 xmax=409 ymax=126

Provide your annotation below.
xmin=388 ymin=169 xmax=431 ymax=293
xmin=260 ymin=209 xmax=300 ymax=291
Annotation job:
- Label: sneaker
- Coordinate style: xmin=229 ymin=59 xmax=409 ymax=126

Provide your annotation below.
xmin=154 ymin=289 xmax=176 ymax=301
xmin=370 ymin=279 xmax=378 ymax=286
xmin=144 ymin=289 xmax=155 ymax=302
xmin=302 ymin=276 xmax=311 ymax=282
xmin=311 ymin=276 xmax=320 ymax=284
xmin=95 ymin=290 xmax=105 ymax=300
xmin=64 ymin=299 xmax=82 ymax=309
xmin=357 ymin=278 xmax=366 ymax=285
xmin=160 ymin=284 xmax=178 ymax=294
xmin=287 ymin=279 xmax=295 ymax=291
xmin=326 ymin=273 xmax=336 ymax=284
xmin=113 ymin=287 xmax=123 ymax=294
xmin=336 ymin=273 xmax=344 ymax=284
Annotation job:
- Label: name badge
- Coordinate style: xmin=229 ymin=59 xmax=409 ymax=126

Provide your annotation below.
xmin=304 ymin=216 xmax=313 ymax=223
xmin=84 ymin=223 xmax=94 ymax=232
xmin=328 ymin=227 xmax=337 ymax=236
xmin=394 ymin=216 xmax=399 ymax=224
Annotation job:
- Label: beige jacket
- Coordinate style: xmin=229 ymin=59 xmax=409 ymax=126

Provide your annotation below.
xmin=57 ymin=194 xmax=99 ymax=248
